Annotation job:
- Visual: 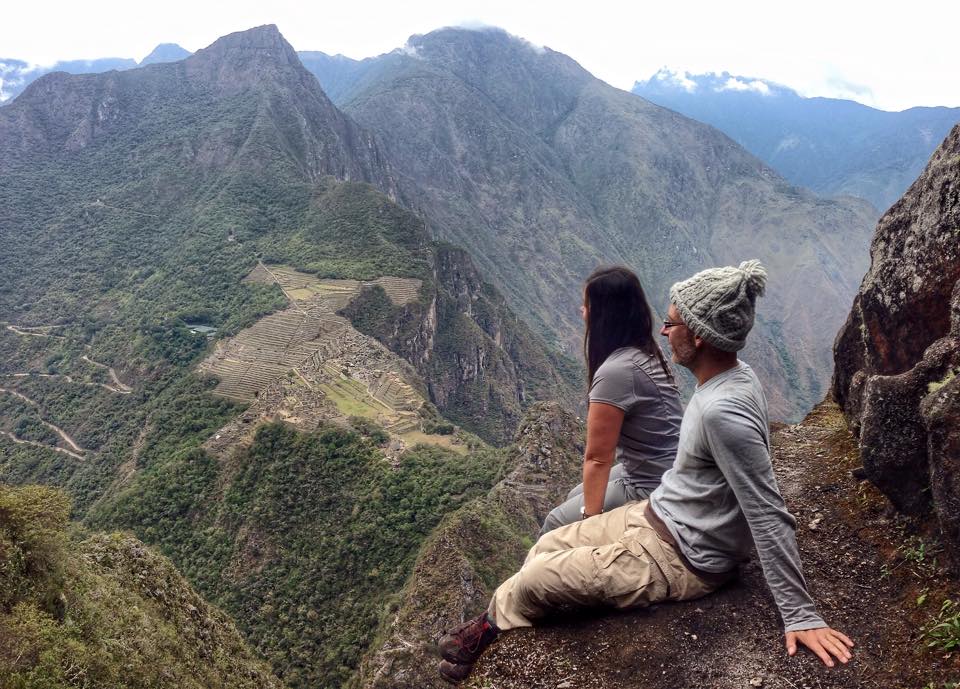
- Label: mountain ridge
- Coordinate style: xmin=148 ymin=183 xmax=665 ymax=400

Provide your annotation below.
xmin=313 ymin=26 xmax=877 ymax=421
xmin=633 ymin=69 xmax=960 ymax=210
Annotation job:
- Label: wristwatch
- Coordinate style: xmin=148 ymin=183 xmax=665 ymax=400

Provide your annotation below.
xmin=580 ymin=505 xmax=602 ymax=520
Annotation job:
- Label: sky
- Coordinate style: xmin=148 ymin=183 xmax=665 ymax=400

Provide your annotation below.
xmin=3 ymin=0 xmax=958 ymax=111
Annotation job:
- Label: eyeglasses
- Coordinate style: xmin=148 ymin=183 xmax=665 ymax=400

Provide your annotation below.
xmin=662 ymin=320 xmax=685 ymax=330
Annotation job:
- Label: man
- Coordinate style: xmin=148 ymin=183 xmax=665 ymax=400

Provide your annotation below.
xmin=438 ymin=260 xmax=854 ymax=683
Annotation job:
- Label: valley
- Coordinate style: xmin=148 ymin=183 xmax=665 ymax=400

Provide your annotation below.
xmin=2 ymin=20 xmax=956 ymax=689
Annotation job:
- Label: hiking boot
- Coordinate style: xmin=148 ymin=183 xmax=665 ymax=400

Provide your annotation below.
xmin=438 ymin=659 xmax=472 ymax=684
xmin=438 ymin=612 xmax=500 ymax=664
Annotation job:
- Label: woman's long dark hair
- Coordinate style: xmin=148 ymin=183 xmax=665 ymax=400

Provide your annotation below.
xmin=583 ymin=266 xmax=674 ymax=388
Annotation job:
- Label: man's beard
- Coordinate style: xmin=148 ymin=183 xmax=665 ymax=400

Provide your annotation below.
xmin=671 ymin=332 xmax=698 ymax=369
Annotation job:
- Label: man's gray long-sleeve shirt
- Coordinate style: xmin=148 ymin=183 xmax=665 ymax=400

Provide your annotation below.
xmin=649 ymin=361 xmax=825 ymax=632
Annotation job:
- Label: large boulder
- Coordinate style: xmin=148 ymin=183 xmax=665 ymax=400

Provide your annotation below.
xmin=832 ymin=124 xmax=960 ymax=551
xmin=921 ymin=333 xmax=960 ymax=562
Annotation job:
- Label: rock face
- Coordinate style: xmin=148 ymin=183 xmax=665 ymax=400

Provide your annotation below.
xmin=343 ymin=244 xmax=582 ymax=444
xmin=832 ymin=124 xmax=960 ymax=557
xmin=1 ymin=25 xmax=396 ymax=196
xmin=355 ymin=402 xmax=584 ymax=688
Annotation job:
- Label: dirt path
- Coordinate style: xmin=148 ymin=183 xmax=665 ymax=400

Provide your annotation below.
xmin=464 ymin=401 xmax=958 ymax=689
xmin=2 ymin=372 xmax=130 ymax=395
xmin=80 ymin=356 xmax=132 ymax=393
xmin=5 ymin=322 xmax=133 ymax=394
xmin=4 ymin=324 xmax=66 ymax=339
xmin=0 ymin=431 xmax=84 ymax=460
xmin=88 ymin=199 xmax=158 ymax=218
xmin=0 ymin=387 xmax=87 ymax=456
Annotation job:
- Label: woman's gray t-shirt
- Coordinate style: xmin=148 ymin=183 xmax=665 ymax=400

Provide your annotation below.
xmin=588 ymin=347 xmax=682 ymax=491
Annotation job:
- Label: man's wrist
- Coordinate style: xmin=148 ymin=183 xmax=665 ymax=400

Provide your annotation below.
xmin=580 ymin=505 xmax=603 ymax=519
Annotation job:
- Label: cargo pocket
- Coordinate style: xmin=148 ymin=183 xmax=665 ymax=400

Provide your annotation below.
xmin=590 ymin=542 xmax=666 ymax=609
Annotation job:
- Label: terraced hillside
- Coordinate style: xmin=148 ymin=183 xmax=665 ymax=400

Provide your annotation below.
xmin=200 ymin=264 xmax=462 ymax=457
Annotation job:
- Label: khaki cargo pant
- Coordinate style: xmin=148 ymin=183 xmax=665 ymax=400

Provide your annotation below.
xmin=488 ymin=500 xmax=718 ymax=630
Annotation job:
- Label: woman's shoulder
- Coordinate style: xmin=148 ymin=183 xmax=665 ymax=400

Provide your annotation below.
xmin=630 ymin=348 xmax=680 ymax=397
xmin=596 ymin=347 xmax=644 ymax=376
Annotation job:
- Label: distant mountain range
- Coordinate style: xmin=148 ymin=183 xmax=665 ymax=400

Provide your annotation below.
xmin=633 ymin=70 xmax=960 ymax=211
xmin=303 ymin=28 xmax=876 ymax=421
xmin=0 ymin=43 xmax=191 ymax=101
xmin=8 ymin=41 xmax=956 ymax=215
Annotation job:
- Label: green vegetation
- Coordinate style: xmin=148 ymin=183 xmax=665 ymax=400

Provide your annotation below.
xmin=260 ymin=179 xmax=433 ymax=281
xmin=93 ymin=422 xmax=506 ymax=688
xmin=896 ymin=534 xmax=941 ymax=580
xmin=0 ymin=38 xmax=575 ymax=687
xmin=924 ymin=599 xmax=960 ymax=653
xmin=0 ymin=484 xmax=281 ymax=689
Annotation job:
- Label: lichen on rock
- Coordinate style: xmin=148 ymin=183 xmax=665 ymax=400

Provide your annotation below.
xmin=832 ymin=123 xmax=960 ymax=562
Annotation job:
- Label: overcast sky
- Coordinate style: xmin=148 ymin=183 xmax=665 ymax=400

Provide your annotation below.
xmin=3 ymin=0 xmax=958 ymax=111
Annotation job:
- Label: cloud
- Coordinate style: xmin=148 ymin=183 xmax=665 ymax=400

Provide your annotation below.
xmin=824 ymin=75 xmax=874 ymax=101
xmin=454 ymin=19 xmax=498 ymax=31
xmin=0 ymin=60 xmax=37 ymax=102
xmin=650 ymin=67 xmax=698 ymax=92
xmin=774 ymin=135 xmax=801 ymax=153
xmin=718 ymin=76 xmax=771 ymax=95
xmin=447 ymin=22 xmax=546 ymax=53
xmin=393 ymin=42 xmax=422 ymax=59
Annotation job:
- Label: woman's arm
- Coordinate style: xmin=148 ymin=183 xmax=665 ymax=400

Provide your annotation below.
xmin=581 ymin=401 xmax=625 ymax=516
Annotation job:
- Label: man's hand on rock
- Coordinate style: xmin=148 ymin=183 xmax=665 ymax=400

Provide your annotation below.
xmin=785 ymin=627 xmax=854 ymax=667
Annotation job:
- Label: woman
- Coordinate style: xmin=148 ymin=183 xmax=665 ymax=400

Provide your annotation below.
xmin=540 ymin=266 xmax=682 ymax=535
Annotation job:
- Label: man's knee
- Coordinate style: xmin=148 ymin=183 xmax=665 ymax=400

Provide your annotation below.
xmin=512 ymin=555 xmax=561 ymax=610
xmin=539 ymin=508 xmax=564 ymax=538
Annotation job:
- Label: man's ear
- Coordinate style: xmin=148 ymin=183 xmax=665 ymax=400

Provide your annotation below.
xmin=693 ymin=334 xmax=706 ymax=349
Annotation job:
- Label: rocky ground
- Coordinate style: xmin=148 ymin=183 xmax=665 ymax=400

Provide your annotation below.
xmin=463 ymin=401 xmax=959 ymax=689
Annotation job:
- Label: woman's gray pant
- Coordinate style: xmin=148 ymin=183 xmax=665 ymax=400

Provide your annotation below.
xmin=539 ymin=463 xmax=652 ymax=536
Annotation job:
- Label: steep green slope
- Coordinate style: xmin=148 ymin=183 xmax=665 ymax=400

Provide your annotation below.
xmin=0 ymin=24 xmax=577 ymax=687
xmin=0 ymin=483 xmax=282 ymax=688
xmin=306 ymin=27 xmax=877 ymax=421
xmin=353 ymin=402 xmax=583 ymax=689
xmin=88 ymin=421 xmax=505 ymax=688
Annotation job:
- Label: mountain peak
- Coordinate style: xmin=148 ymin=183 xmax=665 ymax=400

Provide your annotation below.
xmin=183 ymin=25 xmax=309 ymax=94
xmin=140 ymin=43 xmax=191 ymax=66
xmin=191 ymin=24 xmax=299 ymax=69
xmin=409 ymin=24 xmax=550 ymax=58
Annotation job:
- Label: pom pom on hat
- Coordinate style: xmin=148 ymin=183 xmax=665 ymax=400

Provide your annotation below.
xmin=738 ymin=259 xmax=768 ymax=298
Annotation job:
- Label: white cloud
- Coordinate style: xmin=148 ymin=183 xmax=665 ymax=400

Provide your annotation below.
xmin=652 ymin=68 xmax=697 ymax=92
xmin=774 ymin=135 xmax=800 ymax=153
xmin=718 ymin=77 xmax=771 ymax=95
xmin=446 ymin=21 xmax=545 ymax=53
xmin=0 ymin=60 xmax=40 ymax=102
xmin=393 ymin=42 xmax=423 ymax=59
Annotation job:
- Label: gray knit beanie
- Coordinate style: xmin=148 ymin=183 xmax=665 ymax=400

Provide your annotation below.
xmin=669 ymin=260 xmax=768 ymax=352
